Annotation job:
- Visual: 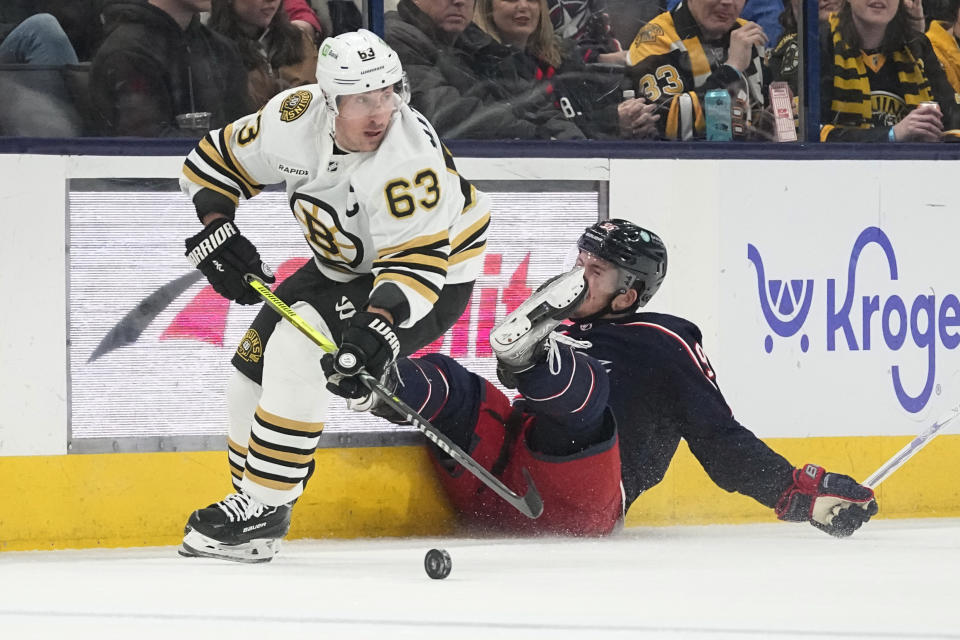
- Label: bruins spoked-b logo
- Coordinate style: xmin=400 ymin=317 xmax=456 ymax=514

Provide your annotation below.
xmin=236 ymin=328 xmax=263 ymax=363
xmin=291 ymin=192 xmax=365 ymax=269
xmin=280 ymin=90 xmax=313 ymax=122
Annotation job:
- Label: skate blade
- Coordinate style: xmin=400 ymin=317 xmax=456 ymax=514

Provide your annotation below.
xmin=180 ymin=529 xmax=280 ymax=564
xmin=491 ymin=269 xmax=586 ymax=345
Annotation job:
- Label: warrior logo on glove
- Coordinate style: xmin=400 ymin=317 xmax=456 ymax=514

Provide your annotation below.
xmin=368 ymin=317 xmax=400 ymax=359
xmin=184 ymin=218 xmax=275 ymax=306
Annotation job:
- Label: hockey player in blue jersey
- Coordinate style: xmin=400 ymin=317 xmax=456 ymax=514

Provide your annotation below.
xmin=365 ymin=219 xmax=878 ymax=537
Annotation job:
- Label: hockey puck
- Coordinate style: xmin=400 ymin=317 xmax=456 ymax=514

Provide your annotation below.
xmin=424 ymin=548 xmax=451 ymax=579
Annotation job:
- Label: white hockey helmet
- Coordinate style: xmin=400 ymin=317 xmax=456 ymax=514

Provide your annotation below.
xmin=315 ymin=29 xmax=409 ymax=119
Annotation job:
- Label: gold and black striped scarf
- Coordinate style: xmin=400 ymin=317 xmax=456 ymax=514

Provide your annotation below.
xmin=828 ymin=13 xmax=933 ymax=128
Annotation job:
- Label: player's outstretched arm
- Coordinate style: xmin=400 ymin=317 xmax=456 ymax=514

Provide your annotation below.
xmin=775 ymin=464 xmax=879 ymax=537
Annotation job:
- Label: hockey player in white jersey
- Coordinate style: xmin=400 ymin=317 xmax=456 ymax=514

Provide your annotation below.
xmin=178 ymin=29 xmax=491 ymax=563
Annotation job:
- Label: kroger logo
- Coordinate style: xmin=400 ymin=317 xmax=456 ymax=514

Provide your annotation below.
xmin=748 ymin=226 xmax=960 ymax=414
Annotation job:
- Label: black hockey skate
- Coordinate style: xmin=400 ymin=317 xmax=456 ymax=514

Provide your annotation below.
xmin=179 ymin=492 xmax=292 ymax=564
xmin=490 ymin=266 xmax=588 ymax=387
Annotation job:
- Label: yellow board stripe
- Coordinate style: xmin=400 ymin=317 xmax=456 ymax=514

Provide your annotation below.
xmin=378 ymin=231 xmax=449 ymax=258
xmin=255 ymin=406 xmax=324 ymax=434
xmin=1 ymin=435 xmax=960 ymax=550
xmin=373 ymin=272 xmax=440 ymax=304
xmin=182 ymin=164 xmax=240 ymax=206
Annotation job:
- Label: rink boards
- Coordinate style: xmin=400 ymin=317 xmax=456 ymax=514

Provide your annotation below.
xmin=1 ymin=435 xmax=958 ymax=551
xmin=2 ymin=147 xmax=960 ymax=550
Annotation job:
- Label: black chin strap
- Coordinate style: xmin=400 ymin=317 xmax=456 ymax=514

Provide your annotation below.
xmin=573 ymin=292 xmax=632 ymax=325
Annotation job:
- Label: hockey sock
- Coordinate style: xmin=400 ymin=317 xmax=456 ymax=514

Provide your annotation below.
xmin=226 ymin=371 xmax=262 ymax=491
xmin=241 ymin=303 xmax=330 ymax=506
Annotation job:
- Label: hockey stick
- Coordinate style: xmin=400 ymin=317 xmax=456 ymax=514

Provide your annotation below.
xmin=861 ymin=403 xmax=960 ymax=490
xmin=244 ymin=275 xmax=544 ymax=519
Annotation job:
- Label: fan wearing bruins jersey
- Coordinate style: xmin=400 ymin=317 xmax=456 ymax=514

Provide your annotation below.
xmin=820 ymin=2 xmax=960 ymax=142
xmin=178 ymin=29 xmax=491 ymax=563
xmin=624 ymin=0 xmax=768 ymax=140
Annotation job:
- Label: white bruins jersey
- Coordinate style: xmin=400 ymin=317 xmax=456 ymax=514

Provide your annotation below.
xmin=180 ymin=86 xmax=490 ymax=328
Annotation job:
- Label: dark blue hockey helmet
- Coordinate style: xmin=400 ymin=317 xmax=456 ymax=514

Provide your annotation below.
xmin=577 ymin=219 xmax=667 ymax=307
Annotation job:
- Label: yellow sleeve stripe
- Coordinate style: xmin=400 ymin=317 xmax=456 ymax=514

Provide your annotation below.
xmin=377 ymin=230 xmax=449 ymax=258
xmin=197 ymin=136 xmax=255 ymax=199
xmin=820 ymin=124 xmax=835 ymax=142
xmin=221 ymin=122 xmax=263 ymax=193
xmin=373 ymin=252 xmax=449 ymax=270
xmin=449 ymin=244 xmax=485 ymax=266
xmin=182 ymin=164 xmax=240 ymax=206
xmin=373 ymin=273 xmax=440 ymax=304
xmin=460 ymin=181 xmax=477 ymax=215
xmin=452 ymin=212 xmax=490 ymax=248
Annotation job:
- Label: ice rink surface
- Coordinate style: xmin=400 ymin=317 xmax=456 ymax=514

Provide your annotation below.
xmin=2 ymin=518 xmax=958 ymax=640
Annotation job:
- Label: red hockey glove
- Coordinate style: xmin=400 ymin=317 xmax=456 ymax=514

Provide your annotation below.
xmin=775 ymin=464 xmax=878 ymax=537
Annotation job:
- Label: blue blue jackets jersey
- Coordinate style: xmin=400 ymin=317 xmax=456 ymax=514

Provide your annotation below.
xmin=563 ymin=311 xmax=795 ymax=510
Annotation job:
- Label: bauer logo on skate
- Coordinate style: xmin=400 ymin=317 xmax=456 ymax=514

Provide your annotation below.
xmin=748 ymin=226 xmax=959 ymax=414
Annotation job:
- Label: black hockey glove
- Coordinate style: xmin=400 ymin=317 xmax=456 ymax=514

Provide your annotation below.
xmin=185 ymin=219 xmax=275 ymax=305
xmin=321 ymin=311 xmax=400 ymax=400
xmin=775 ymin=464 xmax=878 ymax=537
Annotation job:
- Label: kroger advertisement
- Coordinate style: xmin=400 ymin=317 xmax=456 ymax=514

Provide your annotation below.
xmin=67 ymin=185 xmax=597 ymax=449
xmin=717 ymin=194 xmax=960 ymax=439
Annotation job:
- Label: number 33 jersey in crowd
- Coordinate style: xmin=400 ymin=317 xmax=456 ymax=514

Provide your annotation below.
xmin=180 ymin=86 xmax=491 ymax=328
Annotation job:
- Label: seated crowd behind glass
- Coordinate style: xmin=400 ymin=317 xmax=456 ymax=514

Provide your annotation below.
xmin=207 ymin=0 xmax=319 ymax=110
xmin=3 ymin=0 xmax=960 ymax=141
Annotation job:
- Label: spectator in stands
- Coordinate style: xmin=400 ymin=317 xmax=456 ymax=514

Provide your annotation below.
xmin=473 ymin=0 xmax=658 ymax=138
xmin=819 ymin=0 xmax=960 ymax=141
xmin=926 ymin=0 xmax=960 ymax=93
xmin=0 ymin=13 xmax=79 ymax=66
xmin=208 ymin=0 xmax=318 ymax=108
xmin=545 ymin=0 xmax=623 ymax=54
xmin=91 ymin=0 xmax=251 ymax=137
xmin=769 ymin=0 xmax=859 ymax=95
xmin=385 ymin=0 xmax=585 ymax=139
xmin=624 ymin=0 xmax=769 ymax=140
xmin=285 ymin=0 xmax=329 ymax=40
xmin=663 ymin=0 xmax=782 ymax=44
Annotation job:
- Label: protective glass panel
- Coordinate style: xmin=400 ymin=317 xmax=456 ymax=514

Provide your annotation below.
xmin=67 ymin=179 xmax=600 ymax=451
